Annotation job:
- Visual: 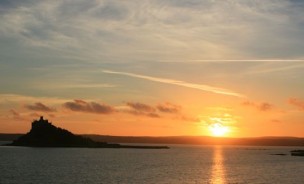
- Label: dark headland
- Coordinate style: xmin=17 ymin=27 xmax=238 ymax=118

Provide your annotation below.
xmin=5 ymin=117 xmax=169 ymax=149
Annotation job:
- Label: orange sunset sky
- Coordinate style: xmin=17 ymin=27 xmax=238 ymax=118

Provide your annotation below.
xmin=1 ymin=0 xmax=304 ymax=137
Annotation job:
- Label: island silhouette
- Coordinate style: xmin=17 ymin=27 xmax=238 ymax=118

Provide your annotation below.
xmin=6 ymin=116 xmax=169 ymax=149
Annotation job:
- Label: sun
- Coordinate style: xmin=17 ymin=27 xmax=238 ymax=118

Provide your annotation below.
xmin=209 ymin=123 xmax=229 ymax=137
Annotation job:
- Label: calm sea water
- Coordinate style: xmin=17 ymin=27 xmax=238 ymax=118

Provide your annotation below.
xmin=0 ymin=143 xmax=303 ymax=184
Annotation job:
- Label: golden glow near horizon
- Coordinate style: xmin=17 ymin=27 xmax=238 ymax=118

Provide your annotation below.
xmin=209 ymin=123 xmax=229 ymax=137
xmin=204 ymin=114 xmax=234 ymax=137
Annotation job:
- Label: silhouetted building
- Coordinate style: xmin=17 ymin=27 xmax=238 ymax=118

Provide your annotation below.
xmin=6 ymin=117 xmax=168 ymax=149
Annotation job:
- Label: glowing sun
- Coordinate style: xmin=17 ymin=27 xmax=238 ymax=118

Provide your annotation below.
xmin=209 ymin=123 xmax=229 ymax=137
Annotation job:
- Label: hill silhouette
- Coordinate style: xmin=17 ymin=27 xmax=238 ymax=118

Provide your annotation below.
xmin=6 ymin=117 xmax=168 ymax=149
xmin=2 ymin=117 xmax=304 ymax=147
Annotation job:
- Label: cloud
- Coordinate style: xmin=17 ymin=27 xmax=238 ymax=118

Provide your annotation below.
xmin=181 ymin=116 xmax=200 ymax=122
xmin=244 ymin=62 xmax=304 ymax=75
xmin=155 ymin=59 xmax=304 ymax=63
xmin=33 ymin=82 xmax=117 ymax=89
xmin=123 ymin=101 xmax=196 ymax=120
xmin=147 ymin=113 xmax=160 ymax=118
xmin=289 ymin=98 xmax=304 ymax=110
xmin=122 ymin=109 xmax=160 ymax=118
xmin=8 ymin=109 xmax=26 ymax=120
xmin=242 ymin=101 xmax=273 ymax=111
xmin=199 ymin=113 xmax=238 ymax=130
xmin=63 ymin=99 xmax=114 ymax=114
xmin=103 ymin=70 xmax=245 ymax=98
xmin=126 ymin=102 xmax=156 ymax=113
xmin=157 ymin=103 xmax=181 ymax=113
xmin=124 ymin=102 xmax=160 ymax=118
xmin=1 ymin=0 xmax=304 ymax=113
xmin=259 ymin=102 xmax=273 ymax=111
xmin=242 ymin=101 xmax=255 ymax=106
xmin=0 ymin=94 xmax=68 ymax=104
xmin=2 ymin=0 xmax=304 ymax=63
xmin=271 ymin=119 xmax=282 ymax=123
xmin=8 ymin=108 xmax=52 ymax=121
xmin=3 ymin=95 xmax=196 ymax=121
xmin=123 ymin=101 xmax=188 ymax=118
xmin=25 ymin=102 xmax=56 ymax=112
xmin=9 ymin=109 xmax=20 ymax=116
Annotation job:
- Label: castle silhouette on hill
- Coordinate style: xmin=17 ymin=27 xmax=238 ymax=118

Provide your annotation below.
xmin=7 ymin=116 xmax=168 ymax=149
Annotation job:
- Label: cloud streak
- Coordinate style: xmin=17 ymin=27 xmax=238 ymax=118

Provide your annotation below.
xmin=156 ymin=59 xmax=304 ymax=63
xmin=103 ymin=70 xmax=245 ymax=98
xmin=245 ymin=62 xmax=304 ymax=75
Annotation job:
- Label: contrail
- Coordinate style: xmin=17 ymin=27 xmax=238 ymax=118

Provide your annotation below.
xmin=103 ymin=70 xmax=245 ymax=98
xmin=245 ymin=62 xmax=304 ymax=75
xmin=156 ymin=59 xmax=304 ymax=63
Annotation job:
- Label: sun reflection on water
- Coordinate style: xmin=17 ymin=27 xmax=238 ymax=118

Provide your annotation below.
xmin=210 ymin=146 xmax=226 ymax=184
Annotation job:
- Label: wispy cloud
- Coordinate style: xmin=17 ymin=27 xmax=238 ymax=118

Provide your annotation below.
xmin=245 ymin=62 xmax=304 ymax=75
xmin=37 ymin=83 xmax=116 ymax=89
xmin=124 ymin=102 xmax=160 ymax=118
xmin=122 ymin=101 xmax=197 ymax=120
xmin=126 ymin=102 xmax=156 ymax=113
xmin=8 ymin=109 xmax=25 ymax=121
xmin=63 ymin=99 xmax=115 ymax=114
xmin=25 ymin=102 xmax=56 ymax=112
xmin=0 ymin=94 xmax=68 ymax=104
xmin=1 ymin=0 xmax=304 ymax=64
xmin=242 ymin=101 xmax=273 ymax=112
xmin=103 ymin=70 xmax=245 ymax=98
xmin=157 ymin=103 xmax=181 ymax=114
xmin=289 ymin=98 xmax=304 ymax=110
xmin=156 ymin=59 xmax=304 ymax=63
xmin=63 ymin=83 xmax=116 ymax=89
xmin=62 ymin=99 xmax=188 ymax=119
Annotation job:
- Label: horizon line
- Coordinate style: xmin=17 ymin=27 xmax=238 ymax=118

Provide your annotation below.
xmin=1 ymin=132 xmax=303 ymax=139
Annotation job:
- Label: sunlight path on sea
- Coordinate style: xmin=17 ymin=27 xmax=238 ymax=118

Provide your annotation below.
xmin=210 ymin=146 xmax=226 ymax=184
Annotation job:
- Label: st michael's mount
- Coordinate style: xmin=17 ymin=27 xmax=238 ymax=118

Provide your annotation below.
xmin=6 ymin=116 xmax=169 ymax=149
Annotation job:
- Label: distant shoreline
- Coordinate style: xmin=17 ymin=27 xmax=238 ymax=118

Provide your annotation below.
xmin=1 ymin=134 xmax=304 ymax=147
xmin=3 ymin=117 xmax=169 ymax=149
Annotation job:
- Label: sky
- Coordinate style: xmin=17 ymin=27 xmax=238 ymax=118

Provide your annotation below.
xmin=1 ymin=0 xmax=304 ymax=137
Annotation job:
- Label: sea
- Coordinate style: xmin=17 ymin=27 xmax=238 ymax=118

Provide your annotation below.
xmin=0 ymin=142 xmax=304 ymax=184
